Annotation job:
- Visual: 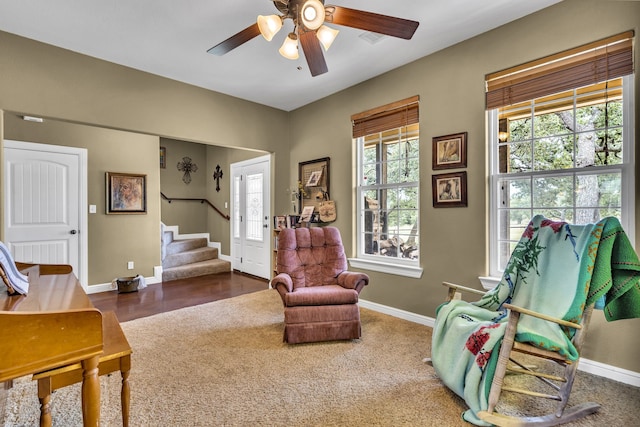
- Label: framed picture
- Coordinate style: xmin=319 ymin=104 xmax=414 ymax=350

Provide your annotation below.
xmin=306 ymin=170 xmax=323 ymax=187
xmin=159 ymin=146 xmax=166 ymax=169
xmin=432 ymin=132 xmax=467 ymax=170
xmin=300 ymin=206 xmax=315 ymax=222
xmin=298 ymin=157 xmax=330 ymax=214
xmin=432 ymin=171 xmax=467 ymax=208
xmin=106 ymin=172 xmax=147 ymax=214
xmin=288 ymin=215 xmax=300 ymax=228
xmin=274 ymin=215 xmax=287 ymax=230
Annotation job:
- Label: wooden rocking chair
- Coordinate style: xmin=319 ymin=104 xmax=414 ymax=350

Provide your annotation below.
xmin=442 ymin=282 xmax=600 ymax=427
xmin=431 ymin=216 xmax=640 ymax=427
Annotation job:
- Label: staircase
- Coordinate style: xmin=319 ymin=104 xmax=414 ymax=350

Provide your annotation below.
xmin=162 ymin=227 xmax=231 ymax=282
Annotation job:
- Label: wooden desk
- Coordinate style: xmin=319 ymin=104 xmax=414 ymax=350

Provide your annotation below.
xmin=0 ymin=266 xmax=103 ymax=426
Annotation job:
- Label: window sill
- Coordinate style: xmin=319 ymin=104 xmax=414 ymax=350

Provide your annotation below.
xmin=478 ymin=276 xmax=500 ymax=290
xmin=348 ymin=258 xmax=423 ymax=279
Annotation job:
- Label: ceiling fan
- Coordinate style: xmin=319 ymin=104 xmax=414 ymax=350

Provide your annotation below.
xmin=207 ymin=0 xmax=419 ymax=77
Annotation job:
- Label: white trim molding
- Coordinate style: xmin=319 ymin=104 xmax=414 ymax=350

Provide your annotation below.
xmin=86 ymin=265 xmax=162 ymax=294
xmin=359 ymin=298 xmax=640 ymax=387
xmin=348 ymin=258 xmax=423 ymax=279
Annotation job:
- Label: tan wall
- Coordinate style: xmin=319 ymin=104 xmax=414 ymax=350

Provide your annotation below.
xmin=0 ymin=28 xmax=288 ymax=285
xmin=0 ymin=29 xmax=290 ymax=286
xmin=289 ymin=0 xmax=640 ymax=372
xmin=159 ymin=138 xmax=266 ymax=251
xmin=0 ymin=29 xmax=291 ymax=252
xmin=0 ymin=0 xmax=638 ymax=372
xmin=3 ymin=113 xmax=160 ymax=284
xmin=0 ymin=32 xmax=289 ymax=153
xmin=160 ymin=138 xmax=209 ymax=234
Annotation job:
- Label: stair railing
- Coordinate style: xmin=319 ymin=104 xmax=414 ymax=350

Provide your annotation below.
xmin=160 ymin=192 xmax=230 ymax=221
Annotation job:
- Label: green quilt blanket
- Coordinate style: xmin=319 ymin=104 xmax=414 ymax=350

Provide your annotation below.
xmin=431 ymin=215 xmax=640 ymax=425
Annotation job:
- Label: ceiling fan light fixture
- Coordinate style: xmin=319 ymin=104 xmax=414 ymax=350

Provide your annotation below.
xmin=300 ymin=0 xmax=325 ymax=30
xmin=257 ymin=14 xmax=283 ymax=41
xmin=279 ymin=33 xmax=299 ymax=60
xmin=316 ymin=25 xmax=339 ymax=51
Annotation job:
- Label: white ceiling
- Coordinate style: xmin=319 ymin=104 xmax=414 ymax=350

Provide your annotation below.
xmin=0 ymin=0 xmax=560 ymax=112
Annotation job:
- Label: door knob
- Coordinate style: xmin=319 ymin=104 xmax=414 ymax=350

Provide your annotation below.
xmin=69 ymin=229 xmax=78 ymax=235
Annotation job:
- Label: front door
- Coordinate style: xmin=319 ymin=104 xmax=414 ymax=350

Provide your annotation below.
xmin=3 ymin=140 xmax=88 ymax=287
xmin=230 ymin=155 xmax=271 ymax=279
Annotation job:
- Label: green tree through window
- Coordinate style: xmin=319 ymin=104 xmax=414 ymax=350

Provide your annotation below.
xmin=490 ymin=77 xmax=633 ymax=273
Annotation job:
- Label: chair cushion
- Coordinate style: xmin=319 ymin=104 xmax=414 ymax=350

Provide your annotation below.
xmin=276 ymin=227 xmax=348 ymax=289
xmin=284 ymin=285 xmax=358 ymax=307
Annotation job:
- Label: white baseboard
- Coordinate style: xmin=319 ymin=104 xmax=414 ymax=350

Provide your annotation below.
xmin=86 ymin=265 xmax=162 ymax=295
xmin=164 ymin=225 xmax=210 ymax=243
xmin=359 ymin=298 xmax=640 ymax=387
xmin=578 ymin=357 xmax=640 ymax=388
xmin=359 ymin=299 xmax=435 ymax=328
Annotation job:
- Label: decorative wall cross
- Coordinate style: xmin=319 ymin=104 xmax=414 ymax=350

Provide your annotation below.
xmin=213 ymin=165 xmax=223 ymax=192
xmin=177 ymin=157 xmax=198 ymax=184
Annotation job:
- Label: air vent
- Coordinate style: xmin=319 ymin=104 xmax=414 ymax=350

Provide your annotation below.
xmin=359 ymin=32 xmax=385 ymax=45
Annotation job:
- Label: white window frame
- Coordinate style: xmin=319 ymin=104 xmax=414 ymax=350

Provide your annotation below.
xmin=488 ymin=75 xmax=635 ymax=278
xmin=349 ymin=131 xmax=423 ymax=279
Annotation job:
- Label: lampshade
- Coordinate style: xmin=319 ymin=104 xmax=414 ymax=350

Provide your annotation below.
xmin=316 ymin=25 xmax=339 ymax=51
xmin=300 ymin=0 xmax=325 ymax=30
xmin=257 ymin=14 xmax=282 ymax=41
xmin=279 ymin=33 xmax=299 ymax=60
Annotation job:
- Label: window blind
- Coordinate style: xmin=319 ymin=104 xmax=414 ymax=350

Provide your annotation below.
xmin=351 ymin=95 xmax=419 ymax=138
xmin=485 ymin=31 xmax=634 ymax=110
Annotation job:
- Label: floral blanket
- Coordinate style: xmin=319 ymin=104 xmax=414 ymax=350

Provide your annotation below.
xmin=431 ymin=215 xmax=640 ymax=426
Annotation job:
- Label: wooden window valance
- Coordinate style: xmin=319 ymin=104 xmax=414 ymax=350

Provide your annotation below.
xmin=485 ymin=31 xmax=634 ymax=109
xmin=351 ymin=95 xmax=419 ymax=138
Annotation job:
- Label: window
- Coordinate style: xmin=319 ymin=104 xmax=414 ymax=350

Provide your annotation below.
xmin=487 ymin=32 xmax=635 ymax=277
xmin=350 ymin=96 xmax=422 ymax=278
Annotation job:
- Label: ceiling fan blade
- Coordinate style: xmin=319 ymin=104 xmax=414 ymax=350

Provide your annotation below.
xmin=299 ymin=30 xmax=328 ymax=77
xmin=327 ymin=6 xmax=419 ymax=40
xmin=207 ymin=23 xmax=261 ymax=56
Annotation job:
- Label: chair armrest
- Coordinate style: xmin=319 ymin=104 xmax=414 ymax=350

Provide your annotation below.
xmin=271 ymin=273 xmax=293 ymax=302
xmin=337 ymin=271 xmax=369 ymax=293
xmin=442 ymin=281 xmax=485 ymax=301
xmin=503 ymin=303 xmax=582 ymax=330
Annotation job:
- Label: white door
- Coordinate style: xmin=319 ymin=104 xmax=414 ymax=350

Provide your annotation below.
xmin=230 ymin=155 xmax=271 ymax=279
xmin=3 ymin=140 xmax=88 ymax=288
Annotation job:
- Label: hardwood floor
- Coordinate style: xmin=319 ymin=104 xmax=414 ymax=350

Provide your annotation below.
xmin=89 ymin=271 xmax=269 ymax=322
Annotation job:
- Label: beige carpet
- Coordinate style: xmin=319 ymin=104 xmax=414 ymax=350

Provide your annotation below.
xmin=3 ymin=290 xmax=639 ymax=426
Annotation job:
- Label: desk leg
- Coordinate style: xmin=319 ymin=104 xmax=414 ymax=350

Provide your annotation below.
xmin=37 ymin=377 xmax=53 ymax=427
xmin=121 ymin=355 xmax=131 ymax=427
xmin=81 ymin=355 xmax=100 ymax=427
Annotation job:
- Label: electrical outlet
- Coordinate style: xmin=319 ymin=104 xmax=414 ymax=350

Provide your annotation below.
xmin=127 ymin=261 xmax=134 ymax=270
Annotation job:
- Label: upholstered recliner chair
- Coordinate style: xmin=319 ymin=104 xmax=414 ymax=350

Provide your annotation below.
xmin=271 ymin=226 xmax=369 ymax=344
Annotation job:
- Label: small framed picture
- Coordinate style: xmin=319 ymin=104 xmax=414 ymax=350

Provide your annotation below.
xmin=274 ymin=215 xmax=287 ymax=230
xmin=300 ymin=206 xmax=315 ymax=222
xmin=432 ymin=171 xmax=467 ymax=208
xmin=432 ymin=132 xmax=467 ymax=170
xmin=306 ymin=170 xmax=323 ymax=187
xmin=106 ymin=172 xmax=147 ymax=214
xmin=288 ymin=215 xmax=300 ymax=228
xmin=299 ymin=157 xmax=330 ymax=214
xmin=159 ymin=146 xmax=166 ymax=169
